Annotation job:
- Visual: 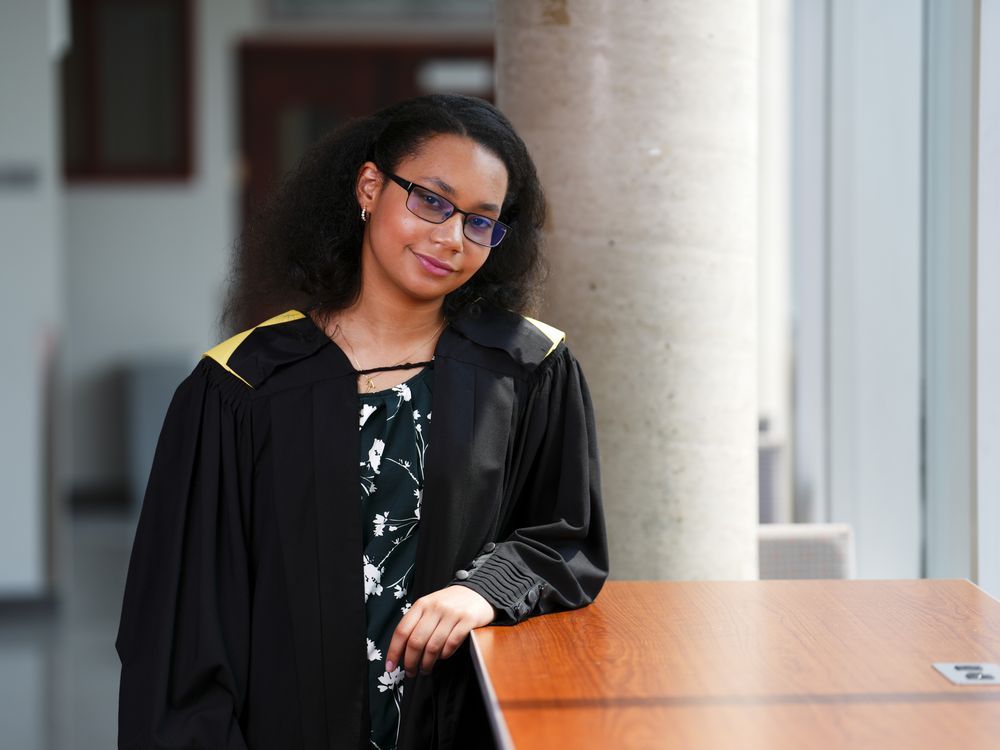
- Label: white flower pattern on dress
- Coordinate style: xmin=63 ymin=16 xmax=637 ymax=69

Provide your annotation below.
xmin=358 ymin=370 xmax=430 ymax=750
xmin=367 ymin=439 xmax=384 ymax=475
xmin=363 ymin=555 xmax=383 ymax=601
xmin=377 ymin=665 xmax=405 ymax=693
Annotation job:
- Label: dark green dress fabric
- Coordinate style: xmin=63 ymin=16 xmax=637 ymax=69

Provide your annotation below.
xmin=359 ymin=367 xmax=433 ymax=750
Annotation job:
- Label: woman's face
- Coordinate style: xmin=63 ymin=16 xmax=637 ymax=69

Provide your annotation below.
xmin=356 ymin=133 xmax=509 ymax=308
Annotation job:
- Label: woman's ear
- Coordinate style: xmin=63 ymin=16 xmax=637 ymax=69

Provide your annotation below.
xmin=355 ymin=161 xmax=384 ymax=213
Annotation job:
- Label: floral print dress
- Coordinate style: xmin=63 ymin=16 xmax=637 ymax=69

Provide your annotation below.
xmin=359 ymin=367 xmax=432 ymax=750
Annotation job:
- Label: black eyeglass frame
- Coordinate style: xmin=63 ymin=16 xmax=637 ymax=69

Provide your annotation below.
xmin=382 ymin=171 xmax=511 ymax=248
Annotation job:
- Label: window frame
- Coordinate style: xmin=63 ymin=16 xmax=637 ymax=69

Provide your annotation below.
xmin=62 ymin=0 xmax=195 ymax=182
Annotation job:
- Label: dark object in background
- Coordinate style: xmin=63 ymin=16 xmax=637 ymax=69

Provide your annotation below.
xmin=62 ymin=0 xmax=193 ymax=181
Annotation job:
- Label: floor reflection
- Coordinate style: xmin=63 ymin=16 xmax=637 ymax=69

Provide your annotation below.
xmin=0 ymin=511 xmax=133 ymax=750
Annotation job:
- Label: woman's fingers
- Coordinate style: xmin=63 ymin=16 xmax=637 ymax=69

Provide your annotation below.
xmin=417 ymin=616 xmax=462 ymax=674
xmin=385 ymin=601 xmax=451 ymax=676
xmin=385 ymin=606 xmax=418 ymax=674
xmin=385 ymin=586 xmax=495 ymax=676
xmin=439 ymin=620 xmax=472 ymax=661
xmin=403 ymin=610 xmax=445 ymax=676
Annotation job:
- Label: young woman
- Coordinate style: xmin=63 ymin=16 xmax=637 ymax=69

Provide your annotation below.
xmin=116 ymin=94 xmax=608 ymax=750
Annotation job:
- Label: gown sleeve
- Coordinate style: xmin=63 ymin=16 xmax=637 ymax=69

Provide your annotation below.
xmin=116 ymin=359 xmax=253 ymax=749
xmin=453 ymin=345 xmax=609 ymax=625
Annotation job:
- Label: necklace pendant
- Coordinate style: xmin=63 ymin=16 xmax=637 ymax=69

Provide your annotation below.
xmin=364 ymin=375 xmax=377 ymax=392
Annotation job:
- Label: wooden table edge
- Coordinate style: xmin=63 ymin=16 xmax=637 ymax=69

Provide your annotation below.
xmin=470 ymin=629 xmax=516 ymax=750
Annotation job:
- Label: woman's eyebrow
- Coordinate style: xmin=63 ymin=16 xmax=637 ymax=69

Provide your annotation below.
xmin=419 ymin=175 xmax=500 ymax=214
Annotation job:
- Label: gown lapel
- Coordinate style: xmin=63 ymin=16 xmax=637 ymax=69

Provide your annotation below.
xmin=270 ymin=342 xmax=368 ymax=749
xmin=313 ymin=364 xmax=369 ymax=748
xmin=411 ymin=325 xmax=518 ymax=598
xmin=410 ymin=327 xmax=478 ymax=601
xmin=398 ymin=327 xmax=517 ymax=740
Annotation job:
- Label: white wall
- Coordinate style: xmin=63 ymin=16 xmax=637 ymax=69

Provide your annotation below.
xmin=758 ymin=0 xmax=793 ymax=522
xmin=64 ymin=0 xmax=256 ymax=491
xmin=923 ymin=0 xmax=977 ymax=581
xmin=0 ymin=0 xmax=63 ymax=595
xmin=790 ymin=0 xmax=829 ymax=525
xmin=828 ymin=0 xmax=923 ymax=578
xmin=793 ymin=0 xmax=925 ymax=578
xmin=977 ymin=0 xmax=1000 ymax=599
xmin=793 ymin=0 xmax=999 ymax=584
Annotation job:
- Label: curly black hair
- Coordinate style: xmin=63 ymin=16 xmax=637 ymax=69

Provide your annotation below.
xmin=221 ymin=94 xmax=547 ymax=334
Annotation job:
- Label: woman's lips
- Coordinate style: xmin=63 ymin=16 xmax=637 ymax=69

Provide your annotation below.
xmin=413 ymin=252 xmax=456 ymax=277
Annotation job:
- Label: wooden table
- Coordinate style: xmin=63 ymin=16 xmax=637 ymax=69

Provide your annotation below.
xmin=470 ymin=580 xmax=1000 ymax=749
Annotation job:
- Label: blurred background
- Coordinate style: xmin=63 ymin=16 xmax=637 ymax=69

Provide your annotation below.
xmin=1 ymin=0 xmax=997 ymax=747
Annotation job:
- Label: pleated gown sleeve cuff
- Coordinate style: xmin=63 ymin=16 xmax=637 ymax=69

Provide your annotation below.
xmin=450 ymin=552 xmax=544 ymax=626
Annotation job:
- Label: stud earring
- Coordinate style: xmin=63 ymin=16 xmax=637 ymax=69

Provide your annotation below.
xmin=361 ymin=207 xmax=368 ymax=222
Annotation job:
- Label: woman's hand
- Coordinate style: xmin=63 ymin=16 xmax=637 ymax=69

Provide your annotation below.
xmin=385 ymin=585 xmax=496 ymax=677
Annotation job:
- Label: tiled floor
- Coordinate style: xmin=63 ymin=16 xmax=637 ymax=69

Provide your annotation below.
xmin=0 ymin=510 xmax=134 ymax=750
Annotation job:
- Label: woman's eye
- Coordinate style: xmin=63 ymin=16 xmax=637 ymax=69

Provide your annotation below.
xmin=419 ymin=191 xmax=444 ymax=209
xmin=469 ymin=216 xmax=494 ymax=230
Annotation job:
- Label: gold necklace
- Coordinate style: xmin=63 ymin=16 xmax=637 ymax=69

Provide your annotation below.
xmin=334 ymin=320 xmax=446 ymax=393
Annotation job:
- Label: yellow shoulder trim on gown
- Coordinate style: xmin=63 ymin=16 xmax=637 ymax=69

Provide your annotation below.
xmin=523 ymin=316 xmax=566 ymax=358
xmin=202 ymin=310 xmax=306 ymax=388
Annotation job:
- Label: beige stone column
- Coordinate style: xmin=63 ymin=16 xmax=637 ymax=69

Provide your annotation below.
xmin=496 ymin=0 xmax=758 ymax=579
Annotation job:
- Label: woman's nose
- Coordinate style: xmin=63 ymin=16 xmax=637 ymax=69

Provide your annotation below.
xmin=431 ymin=213 xmax=465 ymax=251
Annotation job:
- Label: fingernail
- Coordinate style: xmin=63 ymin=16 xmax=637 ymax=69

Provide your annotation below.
xmin=386 ymin=660 xmax=395 ymax=672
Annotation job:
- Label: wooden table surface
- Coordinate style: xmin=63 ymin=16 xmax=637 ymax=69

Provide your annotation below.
xmin=470 ymin=580 xmax=1000 ymax=749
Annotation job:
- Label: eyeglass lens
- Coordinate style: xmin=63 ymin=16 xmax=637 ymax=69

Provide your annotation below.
xmin=406 ymin=184 xmax=507 ymax=247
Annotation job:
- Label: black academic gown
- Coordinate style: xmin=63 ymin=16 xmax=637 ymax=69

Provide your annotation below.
xmin=116 ymin=305 xmax=608 ymax=750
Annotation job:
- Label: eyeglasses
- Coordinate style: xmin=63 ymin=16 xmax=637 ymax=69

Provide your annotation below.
xmin=383 ymin=172 xmax=510 ymax=248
